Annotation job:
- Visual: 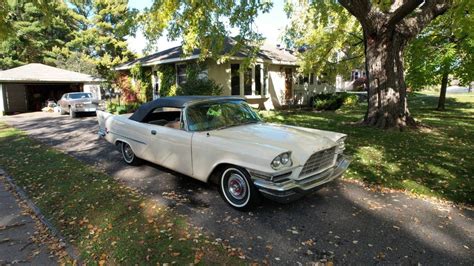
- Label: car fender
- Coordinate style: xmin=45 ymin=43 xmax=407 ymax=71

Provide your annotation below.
xmin=191 ymin=132 xmax=294 ymax=182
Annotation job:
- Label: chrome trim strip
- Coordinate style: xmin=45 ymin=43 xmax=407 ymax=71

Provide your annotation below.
xmin=109 ymin=131 xmax=147 ymax=145
xmin=248 ymin=166 xmax=299 ymax=181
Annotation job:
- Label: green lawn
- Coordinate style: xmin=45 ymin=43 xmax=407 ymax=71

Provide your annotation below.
xmin=0 ymin=124 xmax=242 ymax=264
xmin=261 ymin=92 xmax=474 ymax=205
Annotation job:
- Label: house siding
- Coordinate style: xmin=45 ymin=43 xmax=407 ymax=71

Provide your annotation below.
xmin=267 ymin=64 xmax=292 ymax=109
xmin=207 ymin=60 xmax=231 ymax=95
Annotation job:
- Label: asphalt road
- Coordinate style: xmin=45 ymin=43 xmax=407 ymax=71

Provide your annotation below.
xmin=2 ymin=112 xmax=473 ymax=264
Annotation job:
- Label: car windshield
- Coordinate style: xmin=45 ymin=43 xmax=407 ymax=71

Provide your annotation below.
xmin=69 ymin=93 xmax=92 ymax=99
xmin=186 ymin=100 xmax=262 ymax=131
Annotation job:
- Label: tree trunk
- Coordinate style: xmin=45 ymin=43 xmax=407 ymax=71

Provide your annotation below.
xmin=339 ymin=0 xmax=451 ymax=130
xmin=363 ymin=31 xmax=417 ymax=129
xmin=437 ymin=70 xmax=449 ymax=111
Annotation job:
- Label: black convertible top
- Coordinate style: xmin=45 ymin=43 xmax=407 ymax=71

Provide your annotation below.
xmin=129 ymin=96 xmax=244 ymax=122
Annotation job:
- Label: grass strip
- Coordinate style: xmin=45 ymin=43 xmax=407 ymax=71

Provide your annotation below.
xmin=0 ymin=123 xmax=243 ymax=264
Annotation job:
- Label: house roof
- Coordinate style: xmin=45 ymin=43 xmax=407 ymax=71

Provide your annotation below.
xmin=0 ymin=63 xmax=104 ymax=83
xmin=129 ymin=96 xmax=244 ymax=122
xmin=116 ymin=38 xmax=298 ymax=70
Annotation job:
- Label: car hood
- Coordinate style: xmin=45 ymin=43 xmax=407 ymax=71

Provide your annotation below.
xmin=209 ymin=123 xmax=346 ymax=165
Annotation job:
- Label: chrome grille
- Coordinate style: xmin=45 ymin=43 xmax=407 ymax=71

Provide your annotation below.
xmin=299 ymin=147 xmax=337 ymax=177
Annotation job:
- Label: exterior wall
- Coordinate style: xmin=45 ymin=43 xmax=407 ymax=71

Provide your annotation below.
xmin=4 ymin=83 xmax=27 ymax=113
xmin=83 ymin=82 xmax=102 ymax=99
xmin=267 ymin=64 xmax=288 ymax=109
xmin=207 ymin=60 xmax=231 ymax=95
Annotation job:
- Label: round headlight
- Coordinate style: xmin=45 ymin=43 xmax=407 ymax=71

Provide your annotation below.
xmin=271 ymin=156 xmax=282 ymax=168
xmin=281 ymin=153 xmax=290 ymax=165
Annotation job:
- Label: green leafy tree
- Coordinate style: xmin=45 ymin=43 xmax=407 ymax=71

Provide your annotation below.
xmin=406 ymin=0 xmax=473 ymax=110
xmin=0 ymin=0 xmax=74 ymax=69
xmin=283 ymin=1 xmax=364 ymax=84
xmin=53 ymin=50 xmax=100 ymax=77
xmin=142 ymin=0 xmax=272 ymax=63
xmin=66 ymin=0 xmax=139 ymax=81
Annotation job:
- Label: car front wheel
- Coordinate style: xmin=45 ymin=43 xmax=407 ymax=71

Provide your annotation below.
xmin=120 ymin=142 xmax=140 ymax=165
xmin=219 ymin=166 xmax=260 ymax=211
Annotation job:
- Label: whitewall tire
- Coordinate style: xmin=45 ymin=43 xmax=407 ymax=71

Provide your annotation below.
xmin=120 ymin=142 xmax=140 ymax=166
xmin=219 ymin=166 xmax=260 ymax=211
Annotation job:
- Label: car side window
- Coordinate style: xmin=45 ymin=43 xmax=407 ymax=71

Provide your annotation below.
xmin=144 ymin=107 xmax=183 ymax=130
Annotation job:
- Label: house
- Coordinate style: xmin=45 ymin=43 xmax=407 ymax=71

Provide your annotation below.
xmin=116 ymin=38 xmax=335 ymax=109
xmin=0 ymin=63 xmax=104 ymax=115
xmin=336 ymin=69 xmax=366 ymax=91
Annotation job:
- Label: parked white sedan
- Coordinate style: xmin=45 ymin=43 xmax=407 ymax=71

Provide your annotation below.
xmin=97 ymin=96 xmax=351 ymax=210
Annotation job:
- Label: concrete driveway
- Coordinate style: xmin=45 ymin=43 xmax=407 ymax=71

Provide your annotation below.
xmin=2 ymin=112 xmax=473 ymax=264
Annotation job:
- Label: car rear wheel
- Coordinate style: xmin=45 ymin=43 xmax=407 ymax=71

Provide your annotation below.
xmin=120 ymin=142 xmax=140 ymax=165
xmin=219 ymin=166 xmax=260 ymax=211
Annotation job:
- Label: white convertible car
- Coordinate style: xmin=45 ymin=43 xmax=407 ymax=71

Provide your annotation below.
xmin=97 ymin=96 xmax=351 ymax=210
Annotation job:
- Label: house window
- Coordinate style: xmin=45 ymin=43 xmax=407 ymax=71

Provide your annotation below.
xmin=255 ymin=65 xmax=261 ymax=95
xmin=244 ymin=68 xmax=252 ymax=95
xmin=297 ymin=74 xmax=312 ymax=85
xmin=231 ymin=64 xmax=240 ymax=95
xmin=176 ymin=64 xmax=187 ymax=85
xmin=298 ymin=75 xmax=304 ymax=85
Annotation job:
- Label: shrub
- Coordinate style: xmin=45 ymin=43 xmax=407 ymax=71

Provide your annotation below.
xmin=343 ymin=94 xmax=359 ymax=106
xmin=106 ymin=102 xmax=118 ymax=113
xmin=176 ymin=78 xmax=223 ymax=96
xmin=157 ymin=64 xmax=177 ymax=97
xmin=106 ymin=102 xmax=140 ymax=114
xmin=313 ymin=92 xmax=357 ymax=110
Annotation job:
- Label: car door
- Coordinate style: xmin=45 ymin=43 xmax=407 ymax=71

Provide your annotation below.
xmin=146 ymin=121 xmax=193 ymax=177
xmin=110 ymin=117 xmax=154 ymax=161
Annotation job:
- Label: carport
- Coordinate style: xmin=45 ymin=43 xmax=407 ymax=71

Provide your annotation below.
xmin=0 ymin=63 xmax=104 ymax=115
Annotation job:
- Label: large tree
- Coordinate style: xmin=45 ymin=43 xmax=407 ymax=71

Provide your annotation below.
xmin=339 ymin=0 xmax=452 ymax=129
xmin=405 ymin=0 xmax=473 ymax=110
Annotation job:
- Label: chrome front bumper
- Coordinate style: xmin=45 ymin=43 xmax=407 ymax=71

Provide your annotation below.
xmin=74 ymin=107 xmax=97 ymax=112
xmin=250 ymin=155 xmax=352 ymax=203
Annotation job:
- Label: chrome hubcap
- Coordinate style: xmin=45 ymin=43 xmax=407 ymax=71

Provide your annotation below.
xmin=227 ymin=173 xmax=247 ymax=200
xmin=123 ymin=144 xmax=134 ymax=161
